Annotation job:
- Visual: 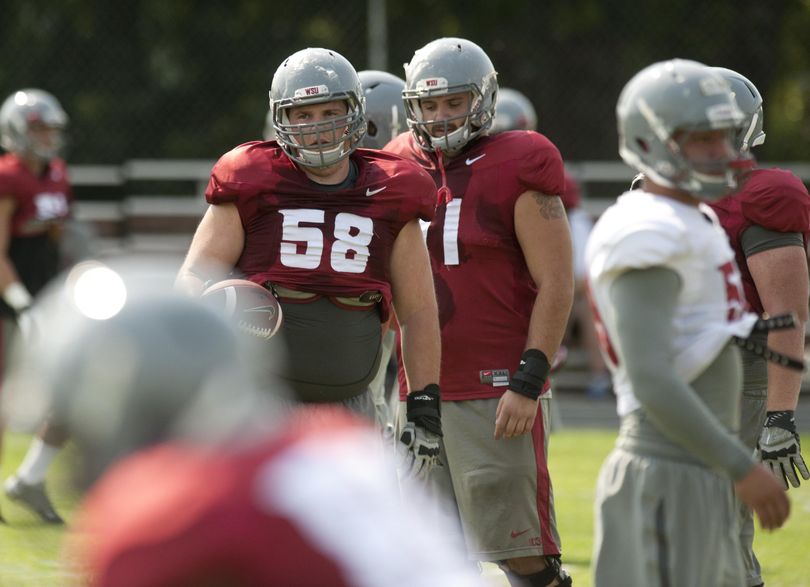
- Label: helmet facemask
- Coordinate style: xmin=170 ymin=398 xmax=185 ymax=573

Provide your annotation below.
xmin=403 ymin=75 xmax=497 ymax=154
xmin=273 ymin=94 xmax=365 ymax=168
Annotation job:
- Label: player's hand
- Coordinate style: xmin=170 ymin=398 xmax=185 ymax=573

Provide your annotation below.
xmin=494 ymin=390 xmax=539 ymax=439
xmin=398 ymin=385 xmax=443 ymax=480
xmin=758 ymin=411 xmax=810 ymax=489
xmin=398 ymin=422 xmax=441 ymax=480
xmin=734 ymin=463 xmax=790 ymax=531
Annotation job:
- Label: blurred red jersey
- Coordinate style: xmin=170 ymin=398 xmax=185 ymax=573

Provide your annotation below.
xmin=0 ymin=153 xmax=72 ymax=237
xmin=386 ymin=131 xmax=565 ymax=400
xmin=70 ymin=407 xmax=483 ymax=587
xmin=206 ymin=143 xmax=436 ymax=322
xmin=710 ymin=168 xmax=810 ymax=314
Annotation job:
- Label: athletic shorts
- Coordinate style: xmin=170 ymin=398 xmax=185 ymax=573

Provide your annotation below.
xmin=400 ymin=396 xmax=560 ymax=561
xmin=593 ymin=447 xmax=744 ymax=587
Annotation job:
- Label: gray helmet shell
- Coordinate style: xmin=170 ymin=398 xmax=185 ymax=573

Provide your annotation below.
xmin=617 ymin=59 xmax=747 ymax=198
xmin=713 ymin=67 xmax=765 ymax=152
xmin=269 ymin=48 xmax=367 ymax=167
xmin=492 ymin=87 xmax=537 ymax=132
xmin=403 ymin=37 xmax=498 ymax=153
xmin=0 ymin=89 xmax=68 ymax=161
xmin=357 ymin=70 xmax=407 ymax=149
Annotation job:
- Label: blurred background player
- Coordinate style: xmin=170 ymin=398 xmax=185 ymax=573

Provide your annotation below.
xmin=176 ymin=48 xmax=444 ymax=478
xmin=707 ymin=67 xmax=810 ymax=587
xmin=492 ymin=87 xmax=610 ymax=405
xmin=2 ymin=258 xmax=485 ymax=587
xmin=0 ymin=88 xmax=72 ymax=524
xmin=587 ymin=59 xmax=790 ymax=586
xmin=386 ymin=38 xmax=574 ymax=586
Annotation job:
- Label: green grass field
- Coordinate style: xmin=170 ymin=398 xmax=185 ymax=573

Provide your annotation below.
xmin=1 ymin=429 xmax=809 ymax=586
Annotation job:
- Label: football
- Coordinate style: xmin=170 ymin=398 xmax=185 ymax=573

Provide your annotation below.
xmin=201 ymin=279 xmax=283 ymax=340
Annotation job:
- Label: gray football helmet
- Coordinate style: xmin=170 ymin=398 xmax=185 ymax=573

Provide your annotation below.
xmin=269 ymin=48 xmax=366 ymax=168
xmin=0 ymin=89 xmax=68 ymax=162
xmin=402 ymin=37 xmax=498 ymax=153
xmin=617 ymin=59 xmax=748 ymax=199
xmin=357 ymin=70 xmax=407 ymax=149
xmin=491 ymin=87 xmax=537 ymax=133
xmin=713 ymin=67 xmax=765 ymax=152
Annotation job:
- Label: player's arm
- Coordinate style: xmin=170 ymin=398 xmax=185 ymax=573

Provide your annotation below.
xmin=389 ymin=218 xmax=441 ymax=392
xmin=744 ymin=229 xmax=808 ymax=411
xmin=495 ymin=191 xmax=574 ymax=439
xmin=0 ymin=197 xmax=32 ymax=313
xmin=612 ymin=266 xmax=789 ymax=529
xmin=176 ymin=203 xmax=245 ymax=296
xmin=744 ymin=226 xmax=810 ymax=488
xmin=390 ymin=219 xmax=442 ymax=479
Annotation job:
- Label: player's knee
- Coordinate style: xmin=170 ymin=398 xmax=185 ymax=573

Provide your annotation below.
xmin=498 ymin=556 xmax=572 ymax=587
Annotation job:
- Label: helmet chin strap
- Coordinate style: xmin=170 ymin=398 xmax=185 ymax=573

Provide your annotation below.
xmin=298 ymin=143 xmax=347 ymax=167
xmin=429 ymin=124 xmax=469 ymax=154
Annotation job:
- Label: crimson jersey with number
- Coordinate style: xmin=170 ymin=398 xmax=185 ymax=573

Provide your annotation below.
xmin=0 ymin=154 xmax=72 ymax=306
xmin=70 ymin=407 xmax=483 ymax=587
xmin=385 ymin=131 xmax=565 ymax=400
xmin=205 ymin=142 xmax=436 ymax=322
xmin=710 ymin=168 xmax=810 ymax=314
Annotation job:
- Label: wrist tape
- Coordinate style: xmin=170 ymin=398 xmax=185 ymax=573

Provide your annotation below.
xmin=509 ymin=349 xmax=551 ymax=401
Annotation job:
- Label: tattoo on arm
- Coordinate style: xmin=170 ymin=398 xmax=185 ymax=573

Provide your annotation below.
xmin=531 ymin=193 xmax=565 ymax=220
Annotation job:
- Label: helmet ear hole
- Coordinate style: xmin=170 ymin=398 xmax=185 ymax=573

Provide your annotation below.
xmin=635 ymin=138 xmax=649 ymax=153
xmin=367 ymin=120 xmax=378 ymax=137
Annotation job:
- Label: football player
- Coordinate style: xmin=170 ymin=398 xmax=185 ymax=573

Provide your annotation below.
xmin=176 ymin=48 xmax=443 ymax=477
xmin=1 ymin=260 xmax=483 ymax=587
xmin=587 ymin=59 xmax=790 ymax=586
xmin=706 ymin=67 xmax=810 ymax=587
xmin=385 ymin=38 xmax=574 ymax=586
xmin=0 ymin=89 xmax=72 ymax=524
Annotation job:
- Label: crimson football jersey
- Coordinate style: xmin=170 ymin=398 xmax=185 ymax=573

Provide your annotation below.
xmin=710 ymin=168 xmax=810 ymax=314
xmin=205 ymin=143 xmax=436 ymax=323
xmin=386 ymin=131 xmax=565 ymax=400
xmin=561 ymin=169 xmax=581 ymax=211
xmin=0 ymin=153 xmax=72 ymax=304
xmin=70 ymin=407 xmax=483 ymax=587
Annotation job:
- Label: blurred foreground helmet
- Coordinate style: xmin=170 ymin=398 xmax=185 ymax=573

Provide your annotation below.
xmin=617 ymin=59 xmax=750 ymax=199
xmin=403 ymin=37 xmax=498 ymax=153
xmin=269 ymin=48 xmax=366 ymax=168
xmin=3 ymin=257 xmax=278 ymax=487
xmin=491 ymin=87 xmax=537 ymax=132
xmin=263 ymin=107 xmax=276 ymax=141
xmin=0 ymin=89 xmax=68 ymax=162
xmin=357 ymin=70 xmax=407 ymax=149
xmin=713 ymin=67 xmax=765 ymax=152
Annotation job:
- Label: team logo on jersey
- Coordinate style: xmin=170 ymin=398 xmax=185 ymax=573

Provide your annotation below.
xmin=480 ymin=369 xmax=510 ymax=387
xmin=294 ymin=85 xmax=330 ymax=98
xmin=465 ymin=153 xmax=486 ymax=166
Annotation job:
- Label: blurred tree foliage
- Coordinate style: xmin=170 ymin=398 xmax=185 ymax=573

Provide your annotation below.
xmin=0 ymin=0 xmax=807 ymax=163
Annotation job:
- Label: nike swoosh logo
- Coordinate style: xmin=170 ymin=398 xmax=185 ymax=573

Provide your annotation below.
xmin=465 ymin=154 xmax=486 ymax=165
xmin=366 ymin=186 xmax=387 ymax=196
xmin=510 ymin=528 xmax=530 ymax=539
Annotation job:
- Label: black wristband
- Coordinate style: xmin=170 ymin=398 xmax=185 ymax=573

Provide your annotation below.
xmin=509 ymin=349 xmax=551 ymax=401
xmin=406 ymin=384 xmax=442 ymax=436
xmin=765 ymin=410 xmax=797 ymax=433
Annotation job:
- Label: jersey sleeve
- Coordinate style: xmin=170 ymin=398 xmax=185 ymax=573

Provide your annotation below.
xmin=205 ymin=143 xmax=266 ymax=206
xmin=517 ymin=132 xmax=565 ymax=197
xmin=597 ymin=222 xmax=687 ymax=276
xmin=740 ymin=169 xmax=810 ymax=233
xmin=560 ymin=169 xmax=582 ymax=210
xmin=406 ymin=163 xmax=437 ymax=222
xmin=0 ymin=165 xmax=20 ymax=203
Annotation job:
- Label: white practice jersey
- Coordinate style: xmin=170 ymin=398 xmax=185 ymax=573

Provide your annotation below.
xmin=586 ymin=190 xmax=757 ymax=416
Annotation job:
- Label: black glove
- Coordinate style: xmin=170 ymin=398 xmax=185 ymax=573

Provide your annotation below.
xmin=398 ymin=385 xmax=442 ymax=479
xmin=758 ymin=410 xmax=810 ymax=489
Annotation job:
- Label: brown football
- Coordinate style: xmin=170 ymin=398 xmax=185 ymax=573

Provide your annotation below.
xmin=201 ymin=279 xmax=283 ymax=340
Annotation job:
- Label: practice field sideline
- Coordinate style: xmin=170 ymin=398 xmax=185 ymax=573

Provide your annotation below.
xmin=1 ymin=428 xmax=808 ymax=586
